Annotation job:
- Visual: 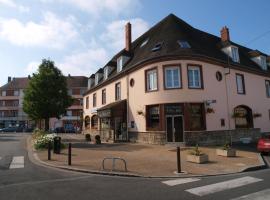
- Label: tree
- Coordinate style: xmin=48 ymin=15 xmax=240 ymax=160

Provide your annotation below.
xmin=23 ymin=59 xmax=73 ymax=131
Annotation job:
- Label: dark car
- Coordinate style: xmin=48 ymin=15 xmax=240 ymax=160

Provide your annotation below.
xmin=257 ymin=134 xmax=270 ymax=154
xmin=0 ymin=127 xmax=19 ymax=133
xmin=65 ymin=126 xmax=76 ymax=133
xmin=54 ymin=127 xmax=65 ymax=133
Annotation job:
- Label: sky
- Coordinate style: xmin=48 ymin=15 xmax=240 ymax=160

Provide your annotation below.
xmin=0 ymin=0 xmax=269 ymax=86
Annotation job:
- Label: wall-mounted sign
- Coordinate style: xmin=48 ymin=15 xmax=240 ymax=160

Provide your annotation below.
xmin=98 ymin=109 xmax=111 ymax=118
xmin=165 ymin=104 xmax=183 ymax=115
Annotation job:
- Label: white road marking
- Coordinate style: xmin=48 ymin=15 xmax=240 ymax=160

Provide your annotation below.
xmin=162 ymin=178 xmax=200 ymax=186
xmin=9 ymin=156 xmax=24 ymax=169
xmin=231 ymin=188 xmax=270 ymax=200
xmin=186 ymin=176 xmax=263 ymax=196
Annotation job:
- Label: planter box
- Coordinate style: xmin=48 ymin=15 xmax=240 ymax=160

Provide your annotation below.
xmin=216 ymin=149 xmax=236 ymax=157
xmin=186 ymin=154 xmax=208 ymax=164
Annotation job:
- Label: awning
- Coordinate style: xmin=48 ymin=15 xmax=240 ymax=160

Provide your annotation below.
xmin=97 ymin=100 xmax=127 ymax=118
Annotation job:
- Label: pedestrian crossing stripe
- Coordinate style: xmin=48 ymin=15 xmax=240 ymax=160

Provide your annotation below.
xmin=9 ymin=156 xmax=24 ymax=169
xmin=185 ymin=176 xmax=263 ymax=196
xmin=230 ymin=188 xmax=270 ymax=200
xmin=162 ymin=178 xmax=200 ymax=186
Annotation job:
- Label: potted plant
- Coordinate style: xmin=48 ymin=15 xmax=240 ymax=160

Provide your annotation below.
xmin=95 ymin=135 xmax=101 ymax=144
xmin=85 ymin=134 xmax=91 ymax=142
xmin=206 ymin=107 xmax=215 ymax=114
xmin=137 ymin=110 xmax=145 ymax=117
xmin=216 ymin=142 xmax=236 ymax=157
xmin=253 ymin=113 xmax=262 ymax=118
xmin=187 ymin=145 xmax=208 ymax=164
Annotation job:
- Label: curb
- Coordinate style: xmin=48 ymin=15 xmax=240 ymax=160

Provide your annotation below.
xmin=27 ymin=136 xmax=268 ymax=179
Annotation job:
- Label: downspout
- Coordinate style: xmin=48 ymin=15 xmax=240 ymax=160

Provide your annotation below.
xmin=126 ymin=74 xmax=129 ymax=142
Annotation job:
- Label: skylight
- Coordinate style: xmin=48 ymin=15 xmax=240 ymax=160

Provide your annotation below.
xmin=140 ymin=38 xmax=149 ymax=48
xmin=178 ymin=40 xmax=191 ymax=48
xmin=151 ymin=42 xmax=162 ymax=52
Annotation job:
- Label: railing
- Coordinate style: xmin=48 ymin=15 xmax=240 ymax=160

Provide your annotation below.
xmin=102 ymin=157 xmax=128 ymax=172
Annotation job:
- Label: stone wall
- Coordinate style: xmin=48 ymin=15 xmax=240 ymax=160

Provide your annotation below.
xmin=129 ymin=131 xmax=166 ymax=145
xmin=184 ymin=128 xmax=261 ymax=146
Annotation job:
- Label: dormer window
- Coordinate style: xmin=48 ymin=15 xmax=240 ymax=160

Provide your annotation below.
xmin=140 ymin=38 xmax=149 ymax=48
xmin=151 ymin=42 xmax=162 ymax=52
xmin=221 ymin=45 xmax=240 ymax=63
xmin=231 ymin=46 xmax=239 ymax=63
xmin=178 ymin=40 xmax=191 ymax=48
xmin=260 ymin=56 xmax=267 ymax=70
xmin=104 ymin=67 xmax=109 ymax=80
xmin=95 ymin=73 xmax=102 ymax=85
xmin=117 ymin=55 xmax=130 ymax=72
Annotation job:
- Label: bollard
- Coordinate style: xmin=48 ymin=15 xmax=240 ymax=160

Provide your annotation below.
xmin=177 ymin=146 xmax=181 ymax=173
xmin=68 ymin=143 xmax=71 ymax=166
xmin=48 ymin=141 xmax=51 ymax=160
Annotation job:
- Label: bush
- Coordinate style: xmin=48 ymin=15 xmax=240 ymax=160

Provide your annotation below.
xmin=189 ymin=144 xmax=204 ymax=156
xmin=33 ymin=129 xmax=57 ymax=150
xmin=95 ymin=135 xmax=101 ymax=144
xmin=85 ymin=134 xmax=91 ymax=141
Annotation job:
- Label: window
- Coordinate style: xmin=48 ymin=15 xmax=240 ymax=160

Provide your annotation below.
xmin=146 ymin=105 xmax=160 ymax=130
xmin=117 ymin=56 xmax=130 ymax=72
xmin=234 ymin=105 xmax=253 ymax=129
xmin=102 ymin=89 xmax=106 ymax=105
xmin=261 ymin=56 xmax=267 ymax=70
xmin=93 ymin=93 xmax=96 ymax=107
xmin=91 ymin=115 xmax=98 ymax=129
xmin=95 ymin=74 xmax=99 ymax=85
xmin=188 ymin=104 xmax=205 ymax=130
xmin=140 ymin=38 xmax=149 ymax=48
xmin=146 ymin=68 xmax=158 ymax=91
xmin=85 ymin=116 xmax=90 ymax=129
xmin=115 ymin=83 xmax=121 ymax=101
xmin=86 ymin=97 xmax=89 ymax=109
xmin=178 ymin=40 xmax=191 ymax=48
xmin=164 ymin=66 xmax=181 ymax=89
xmin=188 ymin=65 xmax=203 ymax=89
xmin=231 ymin=46 xmax=240 ymax=63
xmin=104 ymin=67 xmax=109 ymax=80
xmin=14 ymin=90 xmax=19 ymax=96
xmin=266 ymin=80 xmax=270 ymax=98
xmin=236 ymin=74 xmax=245 ymax=94
xmin=151 ymin=42 xmax=162 ymax=52
xmin=66 ymin=110 xmax=72 ymax=116
xmin=1 ymin=91 xmax=6 ymax=96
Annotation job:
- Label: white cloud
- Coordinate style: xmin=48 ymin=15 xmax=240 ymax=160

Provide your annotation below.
xmin=0 ymin=0 xmax=29 ymax=12
xmin=26 ymin=61 xmax=40 ymax=74
xmin=0 ymin=12 xmax=78 ymax=49
xmin=101 ymin=18 xmax=149 ymax=51
xmin=40 ymin=0 xmax=141 ymax=17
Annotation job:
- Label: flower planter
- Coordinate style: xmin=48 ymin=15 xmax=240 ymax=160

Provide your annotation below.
xmin=216 ymin=149 xmax=236 ymax=157
xmin=186 ymin=154 xmax=208 ymax=164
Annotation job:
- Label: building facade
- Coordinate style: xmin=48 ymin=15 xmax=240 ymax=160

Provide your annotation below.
xmin=0 ymin=76 xmax=88 ymax=131
xmin=83 ymin=14 xmax=270 ymax=145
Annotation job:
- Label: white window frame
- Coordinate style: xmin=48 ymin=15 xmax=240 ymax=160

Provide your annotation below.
xmin=164 ymin=66 xmax=181 ymax=89
xmin=188 ymin=66 xmax=202 ymax=88
xmin=231 ymin=46 xmax=240 ymax=63
xmin=146 ymin=69 xmax=158 ymax=91
xmin=104 ymin=67 xmax=108 ymax=80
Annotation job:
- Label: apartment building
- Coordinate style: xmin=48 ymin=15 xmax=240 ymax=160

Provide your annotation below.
xmin=0 ymin=75 xmax=88 ymax=130
xmin=83 ymin=14 xmax=270 ymax=145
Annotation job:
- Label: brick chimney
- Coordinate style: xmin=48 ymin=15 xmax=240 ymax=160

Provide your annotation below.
xmin=8 ymin=76 xmax=11 ymax=83
xmin=125 ymin=22 xmax=132 ymax=52
xmin=220 ymin=26 xmax=230 ymax=42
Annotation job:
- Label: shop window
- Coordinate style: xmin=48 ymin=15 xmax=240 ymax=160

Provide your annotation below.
xmin=234 ymin=105 xmax=253 ymax=129
xmin=91 ymin=115 xmax=98 ymax=129
xmin=146 ymin=105 xmax=160 ymax=130
xmin=188 ymin=104 xmax=205 ymax=130
xmin=101 ymin=118 xmax=110 ymax=130
xmin=85 ymin=116 xmax=90 ymax=129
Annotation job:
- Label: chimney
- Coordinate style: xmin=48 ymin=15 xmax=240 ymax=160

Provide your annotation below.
xmin=8 ymin=76 xmax=11 ymax=83
xmin=220 ymin=26 xmax=230 ymax=42
xmin=125 ymin=22 xmax=132 ymax=52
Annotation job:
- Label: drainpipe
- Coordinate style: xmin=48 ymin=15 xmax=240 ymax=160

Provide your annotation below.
xmin=126 ymin=74 xmax=129 ymax=142
xmin=224 ymin=54 xmax=232 ymax=146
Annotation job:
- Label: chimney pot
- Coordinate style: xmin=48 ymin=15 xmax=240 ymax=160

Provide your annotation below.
xmin=125 ymin=22 xmax=132 ymax=52
xmin=220 ymin=26 xmax=230 ymax=42
xmin=8 ymin=76 xmax=11 ymax=83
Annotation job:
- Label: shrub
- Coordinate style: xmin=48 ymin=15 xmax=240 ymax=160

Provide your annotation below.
xmin=222 ymin=142 xmax=231 ymax=150
xmin=33 ymin=129 xmax=57 ymax=150
xmin=85 ymin=134 xmax=91 ymax=141
xmin=189 ymin=144 xmax=204 ymax=156
xmin=95 ymin=135 xmax=101 ymax=144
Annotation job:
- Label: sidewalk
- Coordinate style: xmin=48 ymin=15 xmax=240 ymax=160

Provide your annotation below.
xmin=32 ymin=134 xmax=264 ymax=177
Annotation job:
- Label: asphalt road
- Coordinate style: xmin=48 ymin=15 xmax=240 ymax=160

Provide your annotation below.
xmin=0 ymin=133 xmax=270 ymax=200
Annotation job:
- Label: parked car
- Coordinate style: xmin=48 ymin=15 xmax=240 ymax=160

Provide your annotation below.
xmin=65 ymin=126 xmax=76 ymax=133
xmin=54 ymin=127 xmax=65 ymax=133
xmin=0 ymin=126 xmax=20 ymax=133
xmin=257 ymin=134 xmax=270 ymax=154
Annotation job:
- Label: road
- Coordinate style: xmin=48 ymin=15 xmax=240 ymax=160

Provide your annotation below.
xmin=0 ymin=133 xmax=270 ymax=200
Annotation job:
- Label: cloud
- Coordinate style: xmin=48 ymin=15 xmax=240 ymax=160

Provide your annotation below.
xmin=26 ymin=61 xmax=40 ymax=74
xmin=40 ymin=0 xmax=141 ymax=17
xmin=101 ymin=18 xmax=149 ymax=51
xmin=0 ymin=12 xmax=78 ymax=49
xmin=0 ymin=0 xmax=29 ymax=12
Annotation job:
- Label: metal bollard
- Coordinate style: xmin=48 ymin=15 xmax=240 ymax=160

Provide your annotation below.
xmin=68 ymin=143 xmax=71 ymax=166
xmin=48 ymin=141 xmax=51 ymax=160
xmin=177 ymin=146 xmax=181 ymax=173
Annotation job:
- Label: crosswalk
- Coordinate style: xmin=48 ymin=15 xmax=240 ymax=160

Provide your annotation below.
xmin=162 ymin=176 xmax=268 ymax=199
xmin=0 ymin=156 xmax=25 ymax=169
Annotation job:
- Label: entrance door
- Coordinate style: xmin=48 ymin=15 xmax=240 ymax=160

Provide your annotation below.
xmin=166 ymin=116 xmax=183 ymax=142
